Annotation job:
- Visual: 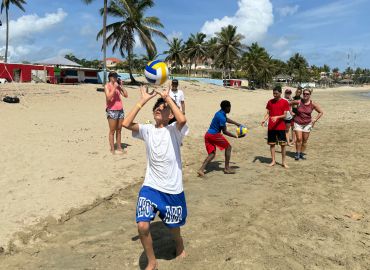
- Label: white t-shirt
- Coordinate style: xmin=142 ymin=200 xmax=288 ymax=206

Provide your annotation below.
xmin=133 ymin=122 xmax=189 ymax=194
xmin=169 ymin=90 xmax=185 ymax=110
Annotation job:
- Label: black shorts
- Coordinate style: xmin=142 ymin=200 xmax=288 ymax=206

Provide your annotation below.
xmin=268 ymin=130 xmax=287 ymax=145
xmin=284 ymin=119 xmax=292 ymax=124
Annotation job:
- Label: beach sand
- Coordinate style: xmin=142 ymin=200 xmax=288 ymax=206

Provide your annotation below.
xmin=0 ymin=82 xmax=370 ymax=269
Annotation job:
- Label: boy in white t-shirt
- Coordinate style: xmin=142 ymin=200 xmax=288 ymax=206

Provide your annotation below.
xmin=122 ymin=85 xmax=189 ymax=270
xmin=169 ymin=79 xmax=185 ymax=114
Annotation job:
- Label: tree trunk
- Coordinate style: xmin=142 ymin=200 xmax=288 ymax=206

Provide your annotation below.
xmin=5 ymin=8 xmax=9 ymax=63
xmin=102 ymin=0 xmax=108 ymax=85
xmin=127 ymin=51 xmax=137 ymax=84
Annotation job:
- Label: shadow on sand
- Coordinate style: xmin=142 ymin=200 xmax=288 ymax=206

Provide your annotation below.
xmin=131 ymin=221 xmax=177 ymax=269
xmin=205 ymin=161 xmax=240 ymax=174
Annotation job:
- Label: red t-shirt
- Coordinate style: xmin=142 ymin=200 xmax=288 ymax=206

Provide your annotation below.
xmin=266 ymin=98 xmax=290 ymax=130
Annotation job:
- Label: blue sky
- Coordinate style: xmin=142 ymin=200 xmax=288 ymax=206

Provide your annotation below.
xmin=0 ymin=0 xmax=369 ymax=70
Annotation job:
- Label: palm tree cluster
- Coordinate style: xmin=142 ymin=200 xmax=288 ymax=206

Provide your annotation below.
xmin=1 ymin=0 xmax=26 ymax=63
xmin=97 ymin=0 xmax=166 ymax=84
xmin=163 ymin=25 xmax=314 ymax=88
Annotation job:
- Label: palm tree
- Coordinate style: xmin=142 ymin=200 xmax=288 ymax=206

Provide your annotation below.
xmin=164 ymin=37 xmax=184 ymax=72
xmin=205 ymin=37 xmax=218 ymax=69
xmin=98 ymin=0 xmax=166 ymax=84
xmin=242 ymin=42 xmax=269 ymax=87
xmin=82 ymin=0 xmax=109 ymax=84
xmin=213 ymin=25 xmax=244 ymax=79
xmin=1 ymin=0 xmax=26 ymax=63
xmin=258 ymin=56 xmax=275 ymax=88
xmin=287 ymin=53 xmax=309 ymax=83
xmin=185 ymin=32 xmax=207 ymax=76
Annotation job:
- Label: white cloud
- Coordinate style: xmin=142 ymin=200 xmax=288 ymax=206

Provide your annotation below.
xmin=0 ymin=8 xmax=67 ymax=44
xmin=0 ymin=9 xmax=67 ymax=61
xmin=273 ymin=37 xmax=289 ymax=49
xmin=276 ymin=5 xmax=299 ymax=17
xmin=201 ymin=0 xmax=273 ymax=43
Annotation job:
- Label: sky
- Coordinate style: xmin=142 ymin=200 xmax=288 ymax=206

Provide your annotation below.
xmin=0 ymin=0 xmax=369 ymax=70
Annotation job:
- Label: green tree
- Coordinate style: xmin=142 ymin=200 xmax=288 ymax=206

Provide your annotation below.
xmin=287 ymin=53 xmax=309 ymax=83
xmin=185 ymin=32 xmax=207 ymax=76
xmin=164 ymin=37 xmax=185 ymax=71
xmin=82 ymin=0 xmax=109 ymax=84
xmin=213 ymin=25 xmax=244 ymax=79
xmin=242 ymin=42 xmax=270 ymax=87
xmin=1 ymin=0 xmax=26 ymax=63
xmin=98 ymin=0 xmax=166 ymax=84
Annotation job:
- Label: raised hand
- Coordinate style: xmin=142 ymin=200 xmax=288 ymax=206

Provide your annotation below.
xmin=154 ymin=85 xmax=170 ymax=100
xmin=140 ymin=85 xmax=157 ymax=103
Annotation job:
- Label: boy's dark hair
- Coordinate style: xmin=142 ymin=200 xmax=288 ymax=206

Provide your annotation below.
xmin=273 ymin=85 xmax=282 ymax=93
xmin=152 ymin=98 xmax=177 ymax=124
xmin=220 ymin=100 xmax=231 ymax=110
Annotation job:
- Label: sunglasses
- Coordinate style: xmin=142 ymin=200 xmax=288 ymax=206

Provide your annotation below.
xmin=303 ymin=93 xmax=311 ymax=96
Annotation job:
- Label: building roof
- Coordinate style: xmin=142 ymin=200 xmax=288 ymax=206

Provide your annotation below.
xmin=35 ymin=56 xmax=82 ymax=67
xmin=106 ymin=57 xmax=122 ymax=63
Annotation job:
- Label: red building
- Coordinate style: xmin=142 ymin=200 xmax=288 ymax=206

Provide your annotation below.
xmin=0 ymin=63 xmax=56 ymax=83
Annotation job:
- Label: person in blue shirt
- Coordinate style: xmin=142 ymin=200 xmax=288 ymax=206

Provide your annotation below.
xmin=198 ymin=100 xmax=244 ymax=177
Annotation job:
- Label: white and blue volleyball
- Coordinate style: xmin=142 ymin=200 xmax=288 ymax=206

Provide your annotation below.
xmin=144 ymin=60 xmax=169 ymax=85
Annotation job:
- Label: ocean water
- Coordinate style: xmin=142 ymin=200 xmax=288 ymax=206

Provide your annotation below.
xmin=97 ymin=71 xmax=224 ymax=86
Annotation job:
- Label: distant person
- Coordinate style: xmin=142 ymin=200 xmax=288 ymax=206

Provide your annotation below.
xmin=54 ymin=65 xmax=61 ymax=84
xmin=169 ymin=79 xmax=185 ymax=114
xmin=291 ymin=86 xmax=303 ymax=144
xmin=198 ymin=100 xmax=245 ymax=177
xmin=105 ymin=71 xmax=128 ymax=154
xmin=261 ymin=85 xmax=290 ymax=168
xmin=292 ymin=89 xmax=323 ymax=160
xmin=122 ymin=86 xmax=189 ymax=270
xmin=283 ymin=89 xmax=294 ymax=146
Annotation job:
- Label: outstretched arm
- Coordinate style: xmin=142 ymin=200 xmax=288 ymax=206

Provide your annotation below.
xmin=122 ymin=85 xmax=157 ymax=132
xmin=221 ymin=126 xmax=237 ymax=138
xmin=226 ymin=118 xmax=241 ymax=126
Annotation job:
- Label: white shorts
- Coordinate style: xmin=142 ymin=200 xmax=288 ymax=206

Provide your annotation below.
xmin=294 ymin=122 xmax=312 ymax=132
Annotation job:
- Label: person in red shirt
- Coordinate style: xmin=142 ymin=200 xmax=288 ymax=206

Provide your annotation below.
xmin=261 ymin=85 xmax=290 ymax=168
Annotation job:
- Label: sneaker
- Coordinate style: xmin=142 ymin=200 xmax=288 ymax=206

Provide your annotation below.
xmin=295 ymin=153 xmax=300 ymax=161
xmin=300 ymin=153 xmax=306 ymax=160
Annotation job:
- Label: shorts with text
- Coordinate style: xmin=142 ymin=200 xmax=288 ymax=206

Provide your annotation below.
xmin=136 ymin=186 xmax=187 ymax=228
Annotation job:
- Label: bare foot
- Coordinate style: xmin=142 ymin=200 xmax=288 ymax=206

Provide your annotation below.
xmin=176 ymin=250 xmax=186 ymax=259
xmin=223 ymin=168 xmax=236 ymax=174
xmin=116 ymin=149 xmax=125 ymax=154
xmin=282 ymin=163 xmax=289 ymax=169
xmin=145 ymin=261 xmax=158 ymax=270
xmin=268 ymin=162 xmax=275 ymax=167
xmin=197 ymin=170 xmax=205 ymax=177
xmin=110 ymin=150 xmax=115 ymax=155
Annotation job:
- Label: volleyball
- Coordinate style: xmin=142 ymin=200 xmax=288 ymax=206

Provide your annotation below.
xmin=236 ymin=125 xmax=248 ymax=137
xmin=144 ymin=60 xmax=168 ymax=85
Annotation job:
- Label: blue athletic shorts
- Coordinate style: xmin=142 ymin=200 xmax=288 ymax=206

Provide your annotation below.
xmin=136 ymin=186 xmax=187 ymax=228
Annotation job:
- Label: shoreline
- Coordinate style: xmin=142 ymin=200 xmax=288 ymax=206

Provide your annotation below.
xmin=1 ymin=83 xmax=370 ymax=254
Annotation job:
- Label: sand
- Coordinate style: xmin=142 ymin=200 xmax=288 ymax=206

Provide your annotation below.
xmin=0 ymin=81 xmax=370 ymax=269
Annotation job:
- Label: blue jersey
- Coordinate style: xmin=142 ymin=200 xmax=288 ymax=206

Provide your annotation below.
xmin=208 ymin=110 xmax=227 ymax=134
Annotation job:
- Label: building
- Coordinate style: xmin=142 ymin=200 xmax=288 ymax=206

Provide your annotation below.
xmin=35 ymin=56 xmax=100 ymax=84
xmin=105 ymin=57 xmax=122 ymax=69
xmin=0 ymin=63 xmax=55 ymax=83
